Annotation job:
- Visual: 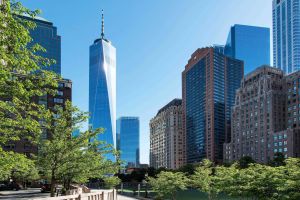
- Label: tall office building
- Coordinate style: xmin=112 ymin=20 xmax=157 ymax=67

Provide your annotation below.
xmin=224 ymin=66 xmax=300 ymax=163
xmin=273 ymin=0 xmax=300 ymax=73
xmin=117 ymin=117 xmax=140 ymax=168
xmin=225 ymin=24 xmax=270 ymax=74
xmin=182 ymin=47 xmax=244 ymax=164
xmin=20 ymin=15 xmax=61 ymax=75
xmin=89 ymin=12 xmax=116 ymax=160
xmin=224 ymin=66 xmax=286 ymax=163
xmin=150 ymin=99 xmax=185 ymax=169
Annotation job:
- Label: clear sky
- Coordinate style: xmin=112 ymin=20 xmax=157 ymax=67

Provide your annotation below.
xmin=20 ymin=0 xmax=272 ymax=164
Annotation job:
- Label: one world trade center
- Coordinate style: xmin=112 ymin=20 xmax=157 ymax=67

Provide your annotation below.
xmin=89 ymin=11 xmax=116 ymax=160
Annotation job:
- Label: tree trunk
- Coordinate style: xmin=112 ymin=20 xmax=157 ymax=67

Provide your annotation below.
xmin=50 ymin=170 xmax=56 ymax=197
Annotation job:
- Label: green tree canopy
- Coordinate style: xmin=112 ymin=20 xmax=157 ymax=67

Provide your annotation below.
xmin=37 ymin=101 xmax=120 ymax=196
xmin=190 ymin=159 xmax=218 ymax=200
xmin=0 ymin=0 xmax=59 ymax=181
xmin=148 ymin=171 xmax=188 ymax=200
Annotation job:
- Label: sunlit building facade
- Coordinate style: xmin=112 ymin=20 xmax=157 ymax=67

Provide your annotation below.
xmin=150 ymin=99 xmax=185 ymax=169
xmin=273 ymin=0 xmax=300 ymax=73
xmin=117 ymin=117 xmax=140 ymax=168
xmin=225 ymin=24 xmax=270 ymax=74
xmin=89 ymin=14 xmax=116 ymax=160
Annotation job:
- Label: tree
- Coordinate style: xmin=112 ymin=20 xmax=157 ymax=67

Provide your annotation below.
xmin=104 ymin=176 xmax=121 ymax=189
xmin=0 ymin=0 xmax=59 ymax=179
xmin=148 ymin=171 xmax=188 ymax=200
xmin=0 ymin=147 xmax=37 ymax=182
xmin=37 ymin=101 xmax=120 ymax=197
xmin=238 ymin=156 xmax=256 ymax=169
xmin=268 ymin=152 xmax=285 ymax=167
xmin=190 ymin=159 xmax=218 ymax=200
xmin=278 ymin=158 xmax=300 ymax=199
xmin=177 ymin=163 xmax=198 ymax=175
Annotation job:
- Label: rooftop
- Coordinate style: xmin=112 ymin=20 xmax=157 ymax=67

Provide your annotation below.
xmin=157 ymin=99 xmax=182 ymax=116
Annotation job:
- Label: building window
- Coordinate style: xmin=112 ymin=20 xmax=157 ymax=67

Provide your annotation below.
xmin=284 ymin=148 xmax=288 ymax=152
xmin=54 ymin=98 xmax=64 ymax=104
xmin=58 ymin=83 xmax=64 ymax=88
xmin=57 ymin=91 xmax=64 ymax=96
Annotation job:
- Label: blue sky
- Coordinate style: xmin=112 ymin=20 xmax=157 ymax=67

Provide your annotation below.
xmin=20 ymin=0 xmax=272 ymax=164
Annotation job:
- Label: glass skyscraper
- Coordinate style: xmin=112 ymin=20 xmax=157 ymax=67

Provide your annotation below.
xmin=273 ymin=0 xmax=300 ymax=74
xmin=117 ymin=117 xmax=140 ymax=168
xmin=225 ymin=24 xmax=270 ymax=74
xmin=20 ymin=15 xmax=61 ymax=75
xmin=182 ymin=47 xmax=244 ymax=164
xmin=89 ymin=13 xmax=116 ymax=160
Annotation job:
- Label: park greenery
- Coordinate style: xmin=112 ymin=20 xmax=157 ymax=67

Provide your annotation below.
xmin=0 ymin=0 xmax=120 ymax=196
xmin=147 ymin=157 xmax=300 ymax=200
xmin=148 ymin=171 xmax=188 ymax=200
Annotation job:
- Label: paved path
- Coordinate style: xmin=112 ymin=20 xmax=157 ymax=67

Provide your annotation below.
xmin=0 ymin=189 xmax=49 ymax=200
xmin=0 ymin=189 xmax=138 ymax=200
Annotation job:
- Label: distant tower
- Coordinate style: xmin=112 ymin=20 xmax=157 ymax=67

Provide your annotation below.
xmin=273 ymin=0 xmax=300 ymax=73
xmin=89 ymin=11 xmax=116 ymax=160
xmin=117 ymin=117 xmax=140 ymax=168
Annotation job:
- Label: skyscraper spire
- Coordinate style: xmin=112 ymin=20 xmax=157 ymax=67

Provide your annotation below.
xmin=101 ymin=9 xmax=105 ymax=39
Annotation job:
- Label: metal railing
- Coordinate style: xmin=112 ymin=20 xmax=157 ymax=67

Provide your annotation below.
xmin=34 ymin=190 xmax=116 ymax=200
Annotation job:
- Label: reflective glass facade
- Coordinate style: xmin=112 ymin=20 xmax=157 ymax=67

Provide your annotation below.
xmin=182 ymin=48 xmax=243 ymax=164
xmin=117 ymin=117 xmax=140 ymax=168
xmin=225 ymin=24 xmax=270 ymax=74
xmin=185 ymin=59 xmax=206 ymax=163
xmin=89 ymin=38 xmax=116 ymax=160
xmin=21 ymin=16 xmax=61 ymax=75
xmin=273 ymin=0 xmax=300 ymax=73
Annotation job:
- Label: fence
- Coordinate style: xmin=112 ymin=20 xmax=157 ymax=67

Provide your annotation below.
xmin=88 ymin=182 xmax=152 ymax=199
xmin=34 ymin=190 xmax=116 ymax=200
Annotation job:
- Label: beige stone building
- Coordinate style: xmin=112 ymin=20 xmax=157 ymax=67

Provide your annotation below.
xmin=149 ymin=99 xmax=185 ymax=169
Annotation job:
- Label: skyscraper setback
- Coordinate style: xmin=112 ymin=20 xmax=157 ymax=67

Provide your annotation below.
xmin=273 ymin=0 xmax=300 ymax=73
xmin=225 ymin=24 xmax=270 ymax=74
xmin=182 ymin=47 xmax=244 ymax=164
xmin=89 ymin=12 xmax=116 ymax=160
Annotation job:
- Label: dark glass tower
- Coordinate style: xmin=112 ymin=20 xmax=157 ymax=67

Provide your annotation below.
xmin=225 ymin=24 xmax=270 ymax=75
xmin=89 ymin=12 xmax=116 ymax=160
xmin=182 ymin=47 xmax=244 ymax=164
xmin=117 ymin=117 xmax=140 ymax=168
xmin=21 ymin=15 xmax=61 ymax=75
